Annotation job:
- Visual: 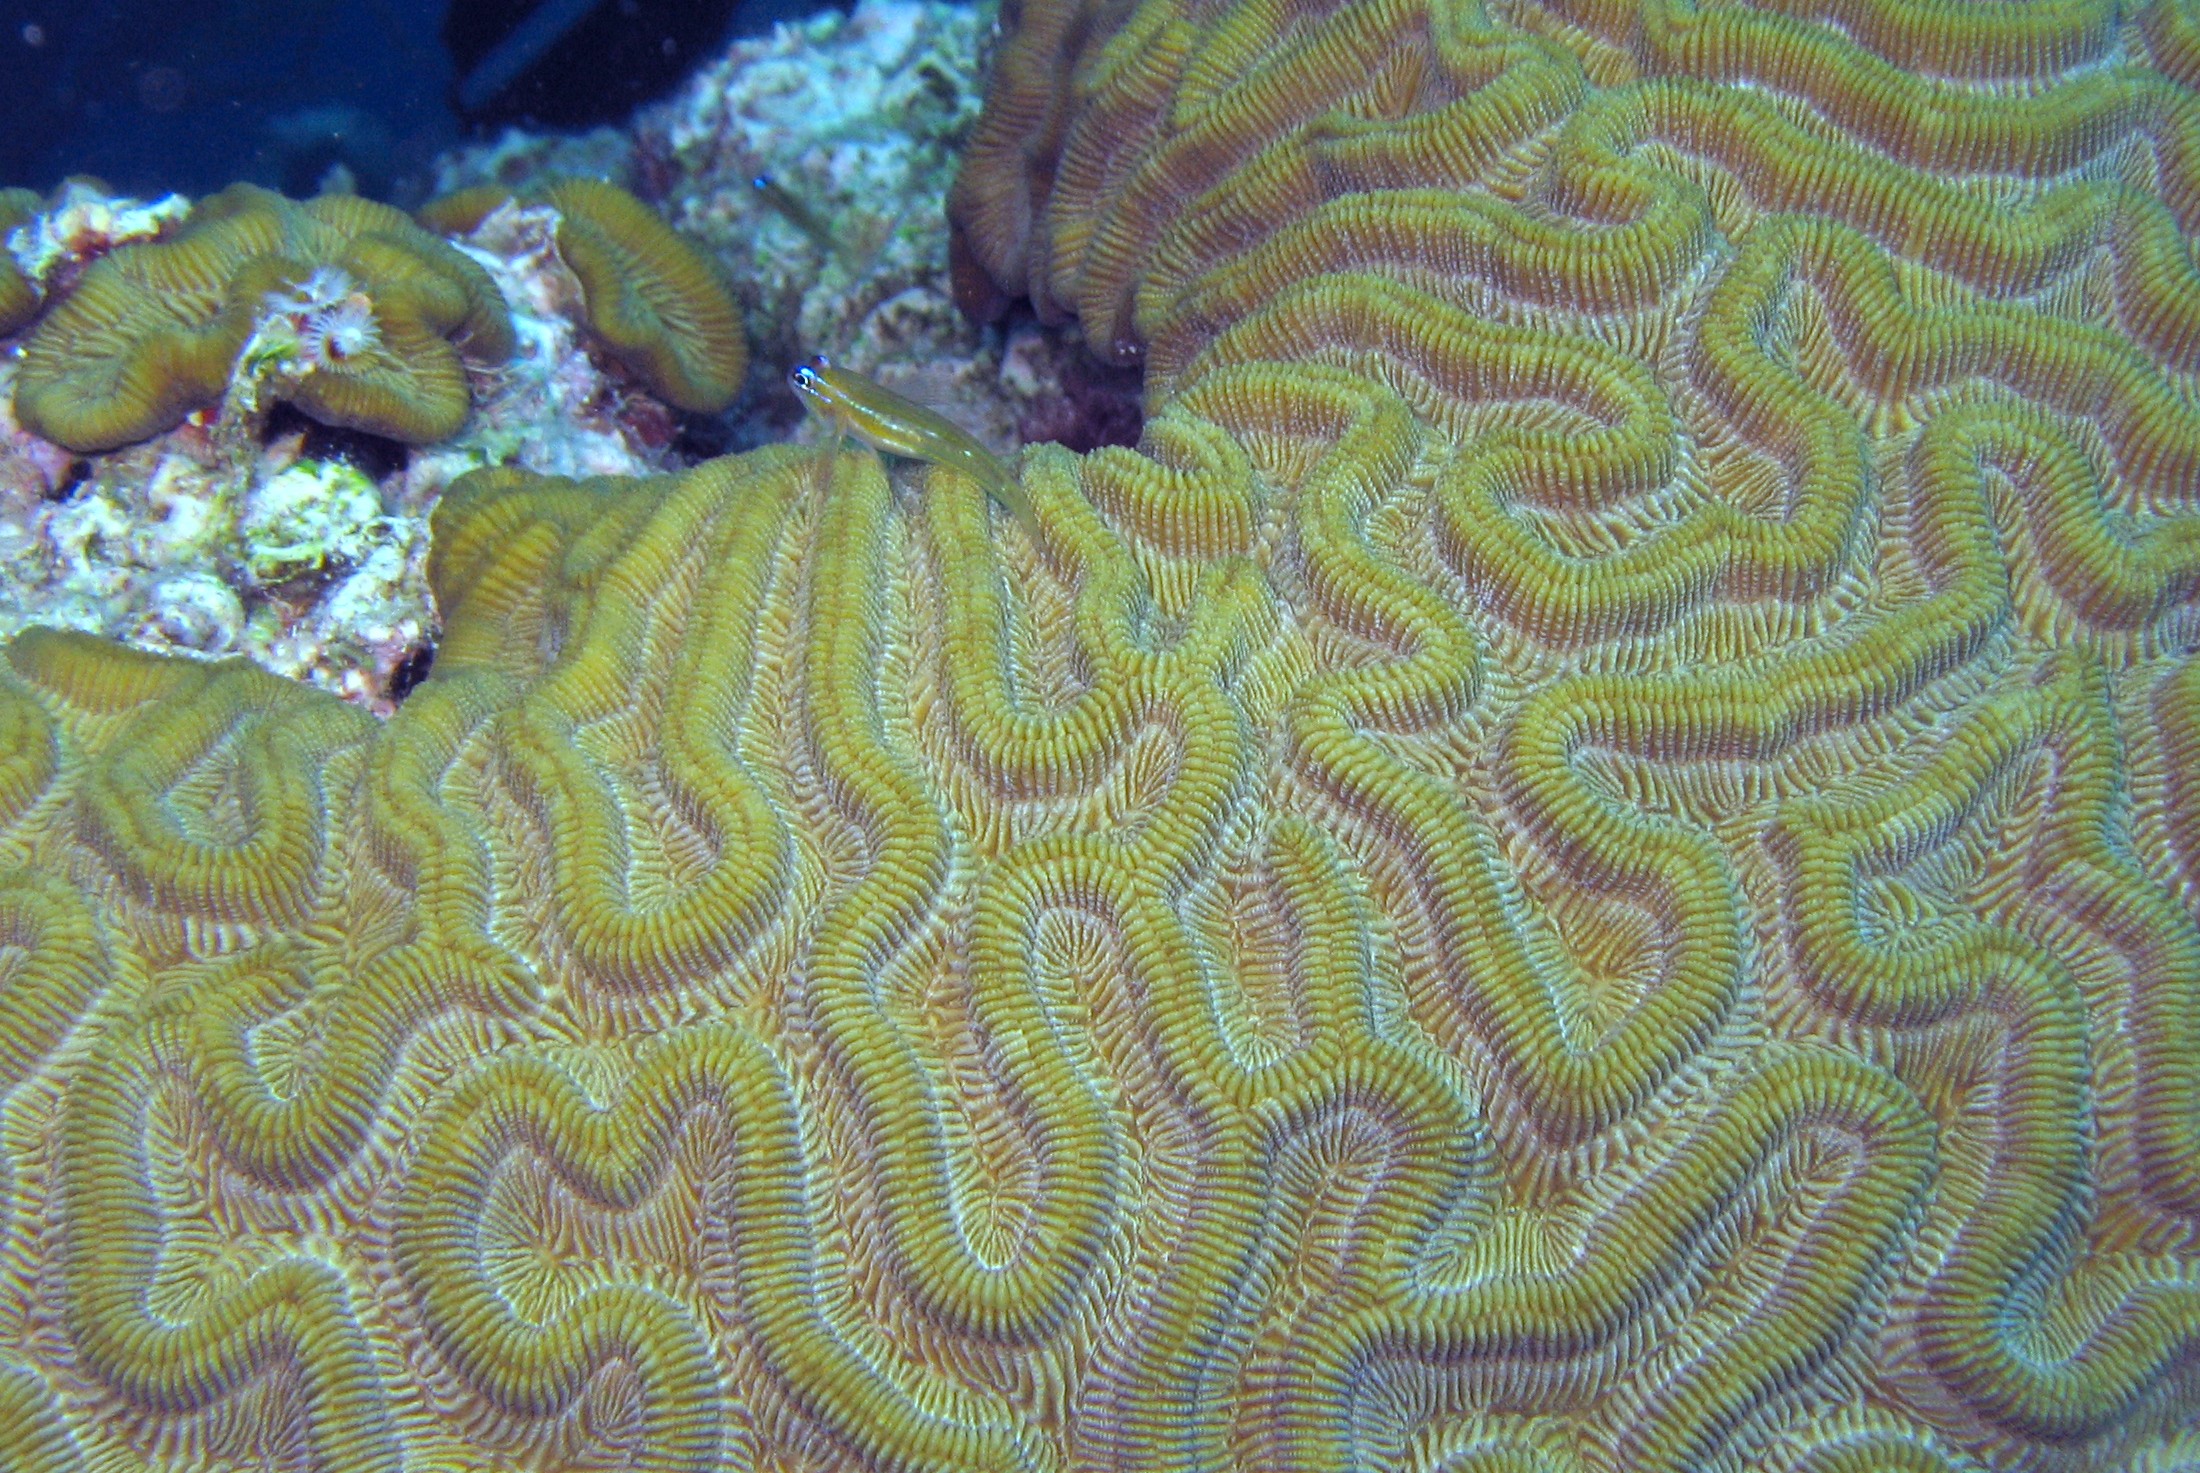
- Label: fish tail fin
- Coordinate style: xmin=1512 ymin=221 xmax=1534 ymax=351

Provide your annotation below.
xmin=986 ymin=466 xmax=1042 ymax=546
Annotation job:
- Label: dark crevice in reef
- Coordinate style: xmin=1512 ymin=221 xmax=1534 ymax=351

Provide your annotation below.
xmin=265 ymin=403 xmax=413 ymax=482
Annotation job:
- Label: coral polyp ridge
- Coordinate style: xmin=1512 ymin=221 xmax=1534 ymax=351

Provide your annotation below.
xmin=2 ymin=173 xmax=748 ymax=457
xmin=415 ymin=177 xmax=747 ymax=413
xmin=4 ymin=0 xmax=2200 ymax=1470
xmin=9 ymin=182 xmax=517 ymax=453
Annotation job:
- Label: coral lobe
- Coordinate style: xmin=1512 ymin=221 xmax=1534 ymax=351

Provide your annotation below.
xmin=13 ymin=184 xmax=514 ymax=452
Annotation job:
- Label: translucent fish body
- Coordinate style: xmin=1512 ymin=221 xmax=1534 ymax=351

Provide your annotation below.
xmin=790 ymin=354 xmax=1035 ymax=535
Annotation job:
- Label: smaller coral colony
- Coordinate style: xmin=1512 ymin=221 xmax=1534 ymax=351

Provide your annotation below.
xmin=4 ymin=177 xmax=742 ymax=452
xmin=0 ymin=172 xmax=754 ymax=711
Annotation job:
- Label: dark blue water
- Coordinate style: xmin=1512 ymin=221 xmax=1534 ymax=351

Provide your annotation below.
xmin=2 ymin=0 xmax=843 ymax=202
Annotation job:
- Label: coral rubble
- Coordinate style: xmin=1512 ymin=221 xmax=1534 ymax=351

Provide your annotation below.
xmin=619 ymin=0 xmax=1134 ymax=450
xmin=3 ymin=0 xmax=2200 ymax=1471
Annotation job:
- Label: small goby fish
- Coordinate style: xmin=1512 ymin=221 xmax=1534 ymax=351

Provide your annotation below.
xmin=750 ymin=174 xmax=835 ymax=253
xmin=790 ymin=353 xmax=1036 ymax=536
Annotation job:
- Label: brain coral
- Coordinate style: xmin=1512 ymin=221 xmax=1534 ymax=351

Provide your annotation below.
xmin=3 ymin=0 xmax=2200 ymax=1471
xmin=11 ymin=183 xmax=514 ymax=453
xmin=418 ymin=178 xmax=748 ymax=412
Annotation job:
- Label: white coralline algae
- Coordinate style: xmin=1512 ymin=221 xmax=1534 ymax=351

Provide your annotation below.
xmin=403 ymin=200 xmax=668 ymax=489
xmin=0 ymin=407 xmax=433 ymax=710
xmin=239 ymin=459 xmax=389 ymax=585
xmin=4 ymin=180 xmax=191 ymax=303
xmin=639 ymin=0 xmax=991 ymax=371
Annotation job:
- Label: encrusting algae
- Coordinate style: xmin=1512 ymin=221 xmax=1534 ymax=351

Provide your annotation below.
xmin=2 ymin=0 xmax=2200 ymax=1470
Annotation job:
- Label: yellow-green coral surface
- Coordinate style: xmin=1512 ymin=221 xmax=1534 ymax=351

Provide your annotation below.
xmin=418 ymin=177 xmax=748 ymax=412
xmin=5 ymin=0 xmax=2200 ymax=1469
xmin=12 ymin=183 xmax=513 ymax=452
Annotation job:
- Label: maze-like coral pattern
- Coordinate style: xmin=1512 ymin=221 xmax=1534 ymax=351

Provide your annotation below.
xmin=416 ymin=178 xmax=748 ymax=413
xmin=12 ymin=183 xmax=514 ymax=453
xmin=4 ymin=1 xmax=2200 ymax=1470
